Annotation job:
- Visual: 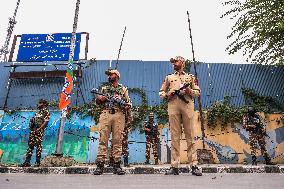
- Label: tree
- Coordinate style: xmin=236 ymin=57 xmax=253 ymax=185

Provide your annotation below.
xmin=222 ymin=0 xmax=284 ymax=65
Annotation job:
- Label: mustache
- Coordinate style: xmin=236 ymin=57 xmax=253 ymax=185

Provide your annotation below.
xmin=108 ymin=77 xmax=115 ymax=83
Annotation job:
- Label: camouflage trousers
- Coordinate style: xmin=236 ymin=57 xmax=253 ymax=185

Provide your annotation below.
xmin=109 ymin=126 xmax=129 ymax=161
xmin=249 ymin=132 xmax=268 ymax=157
xmin=26 ymin=130 xmax=44 ymax=159
xmin=121 ymin=126 xmax=129 ymax=158
xmin=145 ymin=136 xmax=158 ymax=161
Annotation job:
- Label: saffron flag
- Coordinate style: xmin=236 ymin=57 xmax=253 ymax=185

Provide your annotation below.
xmin=58 ymin=30 xmax=77 ymax=110
xmin=59 ymin=62 xmax=74 ymax=110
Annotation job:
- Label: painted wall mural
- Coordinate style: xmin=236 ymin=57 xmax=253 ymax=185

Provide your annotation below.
xmin=0 ymin=110 xmax=283 ymax=165
xmin=0 ymin=110 xmax=92 ymax=164
xmin=0 ymin=110 xmax=157 ymax=165
xmin=190 ymin=113 xmax=284 ymax=164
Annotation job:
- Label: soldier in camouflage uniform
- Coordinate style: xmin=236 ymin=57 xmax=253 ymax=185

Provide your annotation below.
xmin=93 ymin=69 xmax=132 ymax=175
xmin=121 ymin=123 xmax=130 ymax=166
xmin=243 ymin=106 xmax=275 ymax=165
xmin=145 ymin=112 xmax=159 ymax=165
xmin=21 ymin=99 xmax=50 ymax=167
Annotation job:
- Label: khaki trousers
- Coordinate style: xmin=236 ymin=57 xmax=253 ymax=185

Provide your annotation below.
xmin=96 ymin=109 xmax=125 ymax=162
xmin=168 ymin=98 xmax=198 ymax=168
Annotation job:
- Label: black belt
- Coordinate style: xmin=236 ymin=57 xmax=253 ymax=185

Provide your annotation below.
xmin=105 ymin=108 xmax=121 ymax=114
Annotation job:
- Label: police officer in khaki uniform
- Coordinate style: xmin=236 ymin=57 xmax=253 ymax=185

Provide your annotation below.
xmin=21 ymin=99 xmax=50 ymax=167
xmin=93 ymin=69 xmax=132 ymax=175
xmin=159 ymin=56 xmax=202 ymax=176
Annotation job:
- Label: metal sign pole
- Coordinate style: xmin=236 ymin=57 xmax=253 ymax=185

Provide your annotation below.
xmin=55 ymin=0 xmax=81 ymax=155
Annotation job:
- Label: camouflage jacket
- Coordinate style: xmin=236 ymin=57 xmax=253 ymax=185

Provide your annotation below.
xmin=144 ymin=121 xmax=159 ymax=138
xmin=243 ymin=113 xmax=266 ymax=134
xmin=100 ymin=83 xmax=132 ymax=109
xmin=33 ymin=107 xmax=50 ymax=128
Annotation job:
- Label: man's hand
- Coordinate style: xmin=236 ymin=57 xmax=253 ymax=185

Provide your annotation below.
xmin=36 ymin=121 xmax=48 ymax=133
xmin=30 ymin=118 xmax=34 ymax=123
xmin=97 ymin=95 xmax=107 ymax=101
xmin=145 ymin=128 xmax=150 ymax=132
xmin=167 ymin=92 xmax=175 ymax=100
xmin=128 ymin=115 xmax=133 ymax=123
xmin=184 ymin=88 xmax=193 ymax=95
xmin=35 ymin=127 xmax=44 ymax=133
xmin=125 ymin=104 xmax=131 ymax=110
xmin=249 ymin=125 xmax=256 ymax=129
xmin=96 ymin=95 xmax=107 ymax=104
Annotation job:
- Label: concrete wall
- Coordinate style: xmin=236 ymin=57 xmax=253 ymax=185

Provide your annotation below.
xmin=0 ymin=110 xmax=283 ymax=165
xmin=179 ymin=112 xmax=284 ymax=164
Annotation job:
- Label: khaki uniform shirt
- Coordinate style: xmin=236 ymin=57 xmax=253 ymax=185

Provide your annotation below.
xmin=159 ymin=71 xmax=200 ymax=101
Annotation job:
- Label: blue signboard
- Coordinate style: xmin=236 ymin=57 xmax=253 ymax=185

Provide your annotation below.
xmin=16 ymin=33 xmax=81 ymax=62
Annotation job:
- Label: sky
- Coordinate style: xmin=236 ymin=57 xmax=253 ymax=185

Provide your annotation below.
xmin=0 ymin=0 xmax=246 ymax=64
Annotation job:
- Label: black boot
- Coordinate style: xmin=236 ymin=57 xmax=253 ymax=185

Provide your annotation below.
xmin=113 ymin=161 xmax=125 ymax=175
xmin=252 ymin=155 xmax=257 ymax=166
xmin=145 ymin=159 xmax=150 ymax=164
xmin=124 ymin=157 xmax=129 ymax=167
xmin=165 ymin=167 xmax=179 ymax=175
xmin=264 ymin=154 xmax=276 ymax=165
xmin=93 ymin=161 xmax=104 ymax=175
xmin=35 ymin=157 xmax=41 ymax=167
xmin=20 ymin=155 xmax=31 ymax=167
xmin=191 ymin=165 xmax=202 ymax=176
xmin=20 ymin=161 xmax=31 ymax=167
xmin=108 ymin=158 xmax=114 ymax=168
xmin=154 ymin=159 xmax=159 ymax=165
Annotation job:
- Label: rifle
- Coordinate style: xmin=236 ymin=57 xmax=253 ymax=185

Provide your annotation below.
xmin=29 ymin=117 xmax=36 ymax=130
xmin=145 ymin=122 xmax=159 ymax=139
xmin=91 ymin=88 xmax=128 ymax=114
xmin=246 ymin=114 xmax=269 ymax=138
xmin=171 ymin=83 xmax=191 ymax=103
xmin=252 ymin=116 xmax=270 ymax=138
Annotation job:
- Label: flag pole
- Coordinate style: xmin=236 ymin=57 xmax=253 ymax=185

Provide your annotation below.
xmin=55 ymin=0 xmax=81 ymax=155
xmin=115 ymin=26 xmax=127 ymax=69
xmin=186 ymin=11 xmax=213 ymax=164
xmin=186 ymin=11 xmax=206 ymax=149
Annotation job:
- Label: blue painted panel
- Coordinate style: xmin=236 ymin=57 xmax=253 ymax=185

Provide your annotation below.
xmin=0 ymin=61 xmax=283 ymax=110
xmin=16 ymin=33 xmax=81 ymax=62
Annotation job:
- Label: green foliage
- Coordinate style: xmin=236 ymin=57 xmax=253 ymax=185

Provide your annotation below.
xmin=242 ymin=87 xmax=284 ymax=113
xmin=4 ymin=109 xmax=18 ymax=115
xmin=48 ymin=100 xmax=59 ymax=109
xmin=90 ymin=58 xmax=96 ymax=63
xmin=152 ymin=100 xmax=168 ymax=125
xmin=59 ymin=86 xmax=168 ymax=130
xmin=222 ymin=0 xmax=284 ymax=65
xmin=207 ymin=96 xmax=246 ymax=129
xmin=184 ymin=59 xmax=192 ymax=72
xmin=207 ymin=88 xmax=284 ymax=129
xmin=66 ymin=102 xmax=103 ymax=123
xmin=128 ymin=88 xmax=149 ymax=130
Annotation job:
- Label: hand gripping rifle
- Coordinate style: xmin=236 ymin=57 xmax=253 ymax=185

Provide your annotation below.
xmin=252 ymin=116 xmax=270 ymax=138
xmin=91 ymin=88 xmax=128 ymax=114
xmin=172 ymin=83 xmax=191 ymax=103
xmin=29 ymin=117 xmax=36 ymax=130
